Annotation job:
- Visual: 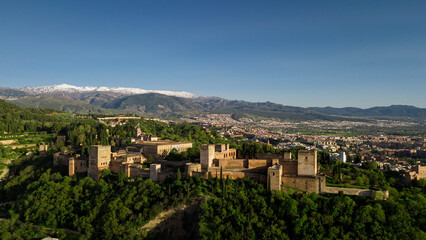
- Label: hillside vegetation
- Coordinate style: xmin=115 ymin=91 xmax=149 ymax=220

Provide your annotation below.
xmin=0 ymin=87 xmax=26 ymax=98
xmin=1 ymin=86 xmax=425 ymax=120
xmin=309 ymin=105 xmax=426 ymax=119
xmin=101 ymin=93 xmax=364 ymax=121
xmin=0 ymin=99 xmax=72 ymax=134
xmin=9 ymin=95 xmax=125 ymax=115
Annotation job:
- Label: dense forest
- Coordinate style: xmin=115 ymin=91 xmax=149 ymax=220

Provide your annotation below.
xmin=0 ymin=153 xmax=204 ymax=239
xmin=0 ymin=100 xmax=73 ymax=134
xmin=1 ymin=151 xmax=426 ymax=239
xmin=199 ymin=178 xmax=426 ymax=240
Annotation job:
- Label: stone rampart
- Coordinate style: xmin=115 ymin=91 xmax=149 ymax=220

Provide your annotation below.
xmin=204 ymin=170 xmax=266 ymax=183
xmin=157 ymin=160 xmax=189 ymax=167
xmin=281 ymin=161 xmax=298 ymax=175
xmin=282 ymin=176 xmax=321 ymax=193
xmin=215 ymin=159 xmax=246 ymax=168
xmin=324 ymin=187 xmax=389 ymax=200
xmin=247 ymin=159 xmax=271 ymax=169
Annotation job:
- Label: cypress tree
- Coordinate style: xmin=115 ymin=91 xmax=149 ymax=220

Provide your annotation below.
xmin=177 ymin=167 xmax=181 ymax=181
xmin=222 ymin=178 xmax=225 ymax=199
xmin=215 ymin=174 xmax=219 ymax=193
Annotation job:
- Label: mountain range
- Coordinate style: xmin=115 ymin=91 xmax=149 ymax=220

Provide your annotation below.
xmin=1 ymin=84 xmax=425 ymax=121
xmin=20 ymin=83 xmax=198 ymax=98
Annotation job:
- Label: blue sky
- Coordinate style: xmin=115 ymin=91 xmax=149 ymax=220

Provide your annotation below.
xmin=1 ymin=1 xmax=425 ymax=108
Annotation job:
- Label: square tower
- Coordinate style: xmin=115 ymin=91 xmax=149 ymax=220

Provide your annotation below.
xmin=297 ymin=149 xmax=317 ymax=177
xmin=68 ymin=158 xmax=75 ymax=177
xmin=268 ymin=165 xmax=282 ymax=191
xmin=150 ymin=164 xmax=161 ymax=182
xmin=88 ymin=145 xmax=111 ymax=180
xmin=200 ymin=144 xmax=215 ymax=169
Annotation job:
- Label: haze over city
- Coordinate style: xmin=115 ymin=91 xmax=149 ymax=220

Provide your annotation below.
xmin=1 ymin=1 xmax=425 ymax=108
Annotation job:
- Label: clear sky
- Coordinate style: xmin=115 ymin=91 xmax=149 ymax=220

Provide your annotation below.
xmin=1 ymin=1 xmax=425 ymax=108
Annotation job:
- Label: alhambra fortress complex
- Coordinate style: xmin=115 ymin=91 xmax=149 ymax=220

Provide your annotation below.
xmin=53 ymin=127 xmax=391 ymax=199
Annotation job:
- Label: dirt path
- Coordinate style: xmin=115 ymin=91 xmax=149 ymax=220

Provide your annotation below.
xmin=139 ymin=197 xmax=206 ymax=239
xmin=140 ymin=201 xmax=195 ymax=232
xmin=0 ymin=159 xmax=13 ymax=180
xmin=0 ymin=167 xmax=9 ymax=180
xmin=1 ymin=159 xmax=12 ymax=164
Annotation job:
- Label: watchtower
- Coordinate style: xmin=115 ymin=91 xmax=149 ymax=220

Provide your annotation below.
xmin=68 ymin=158 xmax=75 ymax=177
xmin=150 ymin=164 xmax=161 ymax=182
xmin=88 ymin=145 xmax=111 ymax=180
xmin=268 ymin=165 xmax=282 ymax=191
xmin=200 ymin=144 xmax=215 ymax=169
xmin=185 ymin=163 xmax=202 ymax=177
xmin=297 ymin=149 xmax=317 ymax=177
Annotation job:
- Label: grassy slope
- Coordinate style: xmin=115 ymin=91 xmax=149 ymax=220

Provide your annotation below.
xmin=8 ymin=95 xmax=127 ymax=115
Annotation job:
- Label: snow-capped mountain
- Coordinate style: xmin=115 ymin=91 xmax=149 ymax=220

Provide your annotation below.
xmin=20 ymin=83 xmax=199 ymax=98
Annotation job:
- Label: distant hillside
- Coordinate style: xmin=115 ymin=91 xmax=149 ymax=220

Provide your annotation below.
xmin=100 ymin=93 xmax=363 ymax=121
xmin=8 ymin=94 xmax=126 ymax=115
xmin=102 ymin=94 xmax=426 ymax=120
xmin=0 ymin=99 xmax=68 ymax=123
xmin=0 ymin=87 xmax=26 ymax=99
xmin=200 ymin=98 xmax=351 ymax=121
xmin=78 ymin=92 xmax=126 ymax=106
xmin=309 ymin=105 xmax=426 ymax=119
xmin=1 ymin=85 xmax=425 ymax=120
xmin=103 ymin=93 xmax=201 ymax=115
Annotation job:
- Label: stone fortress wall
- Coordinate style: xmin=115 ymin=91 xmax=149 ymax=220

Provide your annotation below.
xmin=134 ymin=140 xmax=193 ymax=158
xmin=264 ymin=149 xmax=388 ymax=199
xmin=405 ymin=165 xmax=426 ymax=183
xmin=55 ymin=135 xmax=389 ymax=200
xmin=196 ymin=145 xmax=389 ymax=200
xmin=324 ymin=186 xmax=389 ymax=199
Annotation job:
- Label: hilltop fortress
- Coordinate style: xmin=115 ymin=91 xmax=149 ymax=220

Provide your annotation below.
xmin=194 ymin=144 xmax=388 ymax=199
xmin=198 ymin=143 xmax=323 ymax=193
xmin=54 ymin=136 xmax=193 ymax=181
xmin=54 ymin=137 xmax=388 ymax=199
